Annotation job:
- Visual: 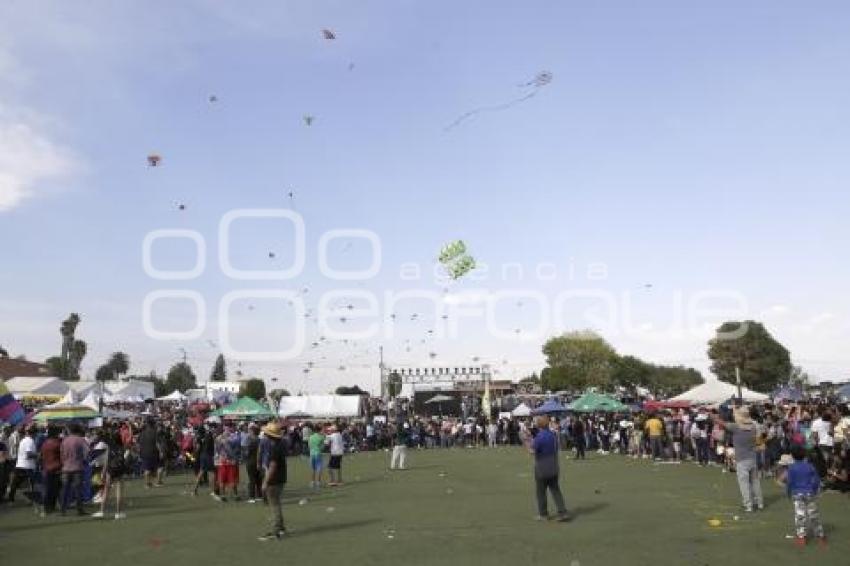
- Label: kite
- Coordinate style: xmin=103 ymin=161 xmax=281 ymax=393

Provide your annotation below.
xmin=147 ymin=154 xmax=161 ymax=167
xmin=438 ymin=240 xmax=477 ymax=280
xmin=322 ymin=29 xmax=336 ymax=40
xmin=348 ymin=62 xmax=355 ymax=71
xmin=177 ymin=203 xmax=186 ymax=211
xmin=208 ymin=95 xmax=218 ymax=103
xmin=429 ymin=352 xmax=437 ymax=359
xmin=445 ymin=70 xmax=553 ymax=131
xmin=303 ymin=115 xmax=315 ymax=126
xmin=269 ymin=252 xmax=276 ymax=259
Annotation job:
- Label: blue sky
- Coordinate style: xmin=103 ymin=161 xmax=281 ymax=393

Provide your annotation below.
xmin=1 ymin=1 xmax=849 ymax=392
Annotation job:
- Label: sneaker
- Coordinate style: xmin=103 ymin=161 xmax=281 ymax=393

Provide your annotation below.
xmin=114 ymin=512 xmax=126 ymax=520
xmin=210 ymin=493 xmax=222 ymax=502
xmin=556 ymin=511 xmax=574 ymax=522
xmin=257 ymin=531 xmax=285 ymax=542
xmin=247 ymin=499 xmax=257 ymax=504
xmin=794 ymin=536 xmax=807 ymax=548
xmin=756 ymin=504 xmax=764 ymax=511
xmin=92 ymin=511 xmax=105 ymax=519
xmin=535 ymin=515 xmax=549 ymax=521
xmin=744 ymin=507 xmax=754 ymax=513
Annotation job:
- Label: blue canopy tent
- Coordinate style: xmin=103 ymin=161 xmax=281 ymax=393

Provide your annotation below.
xmin=532 ymin=399 xmax=569 ymax=415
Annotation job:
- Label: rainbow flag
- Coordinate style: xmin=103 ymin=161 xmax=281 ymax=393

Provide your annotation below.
xmin=0 ymin=381 xmax=25 ymax=425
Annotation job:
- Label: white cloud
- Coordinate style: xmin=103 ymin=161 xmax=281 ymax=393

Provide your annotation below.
xmin=0 ymin=114 xmax=76 ymax=212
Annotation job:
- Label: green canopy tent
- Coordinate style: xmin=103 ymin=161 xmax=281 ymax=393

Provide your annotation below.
xmin=33 ymin=405 xmax=100 ymax=423
xmin=567 ymin=392 xmax=628 ymax=413
xmin=210 ymin=397 xmax=275 ymax=420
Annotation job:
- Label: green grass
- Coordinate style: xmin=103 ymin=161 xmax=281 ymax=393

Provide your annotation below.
xmin=2 ymin=449 xmax=848 ymax=565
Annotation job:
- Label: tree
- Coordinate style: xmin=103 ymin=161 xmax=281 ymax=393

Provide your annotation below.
xmin=0 ymin=345 xmax=8 ymax=358
xmin=611 ymin=355 xmax=653 ymax=389
xmin=707 ymin=320 xmax=792 ymax=393
xmin=519 ymin=373 xmax=539 ymax=384
xmin=133 ymin=372 xmax=168 ymax=398
xmin=268 ymin=389 xmax=291 ymax=402
xmin=335 ymin=385 xmax=367 ymax=396
xmin=788 ymin=366 xmax=811 ymax=389
xmin=64 ymin=339 xmax=87 ymax=381
xmin=210 ymin=354 xmax=227 ymax=382
xmin=165 ymin=362 xmax=197 ymax=394
xmin=541 ymin=331 xmax=618 ymax=391
xmin=107 ymin=352 xmax=130 ymax=377
xmin=59 ymin=313 xmax=81 ymax=362
xmin=647 ymin=365 xmax=703 ymax=397
xmin=45 ymin=356 xmax=67 ymax=378
xmin=239 ymin=378 xmax=266 ymax=399
xmin=95 ymin=364 xmax=114 ymax=382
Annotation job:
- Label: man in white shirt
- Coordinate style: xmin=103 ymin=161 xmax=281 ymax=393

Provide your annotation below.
xmin=325 ymin=426 xmax=345 ymax=486
xmin=7 ymin=427 xmax=36 ymax=504
xmin=811 ymin=410 xmax=834 ymax=468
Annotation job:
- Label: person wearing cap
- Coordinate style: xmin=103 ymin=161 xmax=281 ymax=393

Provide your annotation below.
xmin=722 ymin=406 xmax=764 ymax=512
xmin=258 ymin=421 xmax=287 ymax=542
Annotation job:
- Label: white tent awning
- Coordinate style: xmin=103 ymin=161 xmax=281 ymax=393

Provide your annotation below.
xmin=511 ymin=403 xmax=532 ymax=417
xmin=668 ymin=380 xmax=769 ymax=404
xmin=278 ymin=395 xmax=362 ymax=418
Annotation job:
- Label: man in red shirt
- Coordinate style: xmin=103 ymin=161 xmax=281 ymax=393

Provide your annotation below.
xmin=60 ymin=423 xmax=89 ymax=516
xmin=40 ymin=426 xmax=62 ymax=515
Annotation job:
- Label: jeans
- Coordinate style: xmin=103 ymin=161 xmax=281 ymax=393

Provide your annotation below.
xmin=650 ymin=436 xmax=663 ymax=459
xmin=7 ymin=468 xmax=35 ymax=502
xmin=695 ymin=438 xmax=710 ymax=465
xmin=43 ymin=471 xmax=61 ymax=512
xmin=735 ymin=459 xmax=763 ymax=510
xmin=266 ymin=484 xmax=285 ymax=533
xmin=391 ymin=446 xmax=407 ymax=469
xmin=61 ymin=471 xmax=84 ymax=513
xmin=792 ymin=494 xmax=824 ymax=538
xmin=535 ymin=476 xmax=567 ymax=517
xmin=246 ymin=464 xmax=262 ymax=500
xmin=573 ymin=437 xmax=585 ymax=460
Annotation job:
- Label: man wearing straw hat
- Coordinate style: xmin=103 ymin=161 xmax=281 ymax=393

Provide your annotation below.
xmin=723 ymin=406 xmax=764 ymax=512
xmin=259 ymin=421 xmax=288 ymax=541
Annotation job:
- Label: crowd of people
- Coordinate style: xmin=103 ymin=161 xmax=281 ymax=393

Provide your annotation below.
xmin=1 ymin=397 xmax=848 ymax=544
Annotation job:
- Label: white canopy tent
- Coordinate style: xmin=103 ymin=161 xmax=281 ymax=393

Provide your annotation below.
xmin=669 ymin=380 xmax=769 ymax=404
xmin=157 ymin=390 xmax=187 ymax=402
xmin=68 ymin=381 xmax=98 ymax=398
xmin=46 ymin=389 xmax=79 ymax=408
xmin=511 ymin=403 xmax=532 ymax=417
xmin=277 ymin=395 xmax=362 ymax=418
xmin=5 ymin=377 xmax=69 ymax=399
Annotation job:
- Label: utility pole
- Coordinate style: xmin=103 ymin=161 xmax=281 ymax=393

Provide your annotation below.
xmin=735 ymin=366 xmax=743 ymax=404
xmin=379 ymin=345 xmax=386 ymax=400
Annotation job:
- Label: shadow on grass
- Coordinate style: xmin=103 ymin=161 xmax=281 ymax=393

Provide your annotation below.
xmin=289 ymin=518 xmax=382 ymax=537
xmin=571 ymin=502 xmax=609 ymax=518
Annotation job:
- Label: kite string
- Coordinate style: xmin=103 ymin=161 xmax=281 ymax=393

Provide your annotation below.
xmin=444 ymin=90 xmax=539 ymax=132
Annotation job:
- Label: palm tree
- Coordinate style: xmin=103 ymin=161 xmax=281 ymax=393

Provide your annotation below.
xmin=108 ymin=352 xmax=130 ymax=378
xmin=60 ymin=313 xmax=81 ymax=362
xmin=67 ymin=339 xmax=87 ymax=381
xmin=0 ymin=345 xmax=9 ymax=358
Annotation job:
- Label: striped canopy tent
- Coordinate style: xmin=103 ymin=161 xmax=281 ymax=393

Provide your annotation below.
xmin=33 ymin=405 xmax=100 ymax=423
xmin=568 ymin=392 xmax=628 ymax=413
xmin=211 ymin=397 xmax=275 ymax=420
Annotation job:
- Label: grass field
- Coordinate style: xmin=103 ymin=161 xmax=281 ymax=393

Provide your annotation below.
xmin=1 ymin=449 xmax=848 ymax=566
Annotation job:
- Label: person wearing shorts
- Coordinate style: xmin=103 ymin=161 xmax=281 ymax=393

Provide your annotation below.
xmin=326 ymin=426 xmax=344 ymax=486
xmin=215 ymin=423 xmax=240 ymax=501
xmin=308 ymin=428 xmax=326 ymax=489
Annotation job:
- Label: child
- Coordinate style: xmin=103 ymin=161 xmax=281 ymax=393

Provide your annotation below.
xmin=784 ymin=445 xmax=826 ymax=547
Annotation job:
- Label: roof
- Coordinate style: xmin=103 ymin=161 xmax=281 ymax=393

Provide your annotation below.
xmin=0 ymin=358 xmax=51 ymax=381
xmin=4 ymin=376 xmax=70 ymax=396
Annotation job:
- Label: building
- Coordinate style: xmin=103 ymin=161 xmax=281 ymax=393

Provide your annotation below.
xmin=0 ymin=358 xmax=52 ymax=381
